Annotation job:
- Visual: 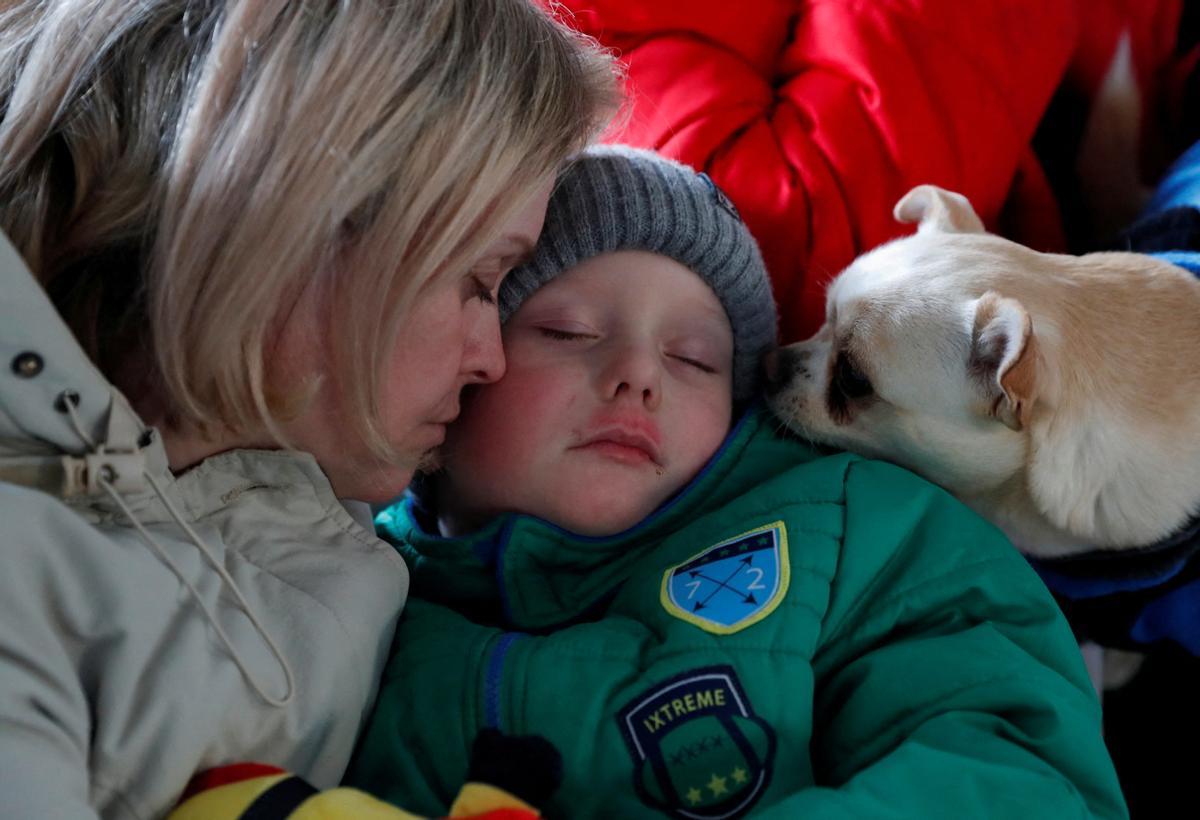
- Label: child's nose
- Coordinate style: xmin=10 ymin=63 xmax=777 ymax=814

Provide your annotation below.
xmin=601 ymin=344 xmax=662 ymax=409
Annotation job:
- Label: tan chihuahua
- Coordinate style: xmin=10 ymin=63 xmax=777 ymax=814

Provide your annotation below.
xmin=765 ymin=185 xmax=1200 ymax=559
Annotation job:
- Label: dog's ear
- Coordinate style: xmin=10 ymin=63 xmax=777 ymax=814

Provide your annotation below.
xmin=969 ymin=292 xmax=1038 ymax=431
xmin=894 ymin=185 xmax=986 ymax=234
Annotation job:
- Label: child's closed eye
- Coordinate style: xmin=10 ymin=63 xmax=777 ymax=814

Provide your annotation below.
xmin=669 ymin=354 xmax=718 ymax=374
xmin=537 ymin=326 xmax=596 ymax=341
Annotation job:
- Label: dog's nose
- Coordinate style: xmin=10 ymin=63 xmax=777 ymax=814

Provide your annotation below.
xmin=762 ymin=347 xmax=809 ymax=395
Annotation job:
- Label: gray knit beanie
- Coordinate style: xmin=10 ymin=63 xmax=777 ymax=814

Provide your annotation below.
xmin=500 ymin=145 xmax=778 ymax=401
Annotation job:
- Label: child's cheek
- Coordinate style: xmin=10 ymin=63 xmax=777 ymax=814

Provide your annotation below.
xmin=673 ymin=392 xmax=733 ymax=475
xmin=465 ymin=365 xmax=567 ymax=477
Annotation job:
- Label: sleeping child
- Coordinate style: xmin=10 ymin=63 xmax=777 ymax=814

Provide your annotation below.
xmin=344 ymin=147 xmax=1128 ymax=819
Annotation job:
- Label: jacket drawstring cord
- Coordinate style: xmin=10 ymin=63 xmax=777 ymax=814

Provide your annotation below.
xmin=60 ymin=393 xmax=296 ymax=708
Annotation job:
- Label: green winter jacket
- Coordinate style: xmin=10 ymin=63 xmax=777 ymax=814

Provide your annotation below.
xmin=348 ymin=407 xmax=1127 ymax=819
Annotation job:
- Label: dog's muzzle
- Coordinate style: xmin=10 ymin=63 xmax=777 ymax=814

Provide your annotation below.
xmin=762 ymin=346 xmax=812 ymax=396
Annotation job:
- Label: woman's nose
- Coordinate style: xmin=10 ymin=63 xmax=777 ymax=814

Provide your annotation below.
xmin=462 ymin=310 xmax=506 ymax=384
xmin=601 ymin=343 xmax=661 ymax=409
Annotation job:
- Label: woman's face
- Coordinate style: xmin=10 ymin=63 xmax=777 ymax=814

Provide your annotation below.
xmin=277 ymin=182 xmax=553 ymax=502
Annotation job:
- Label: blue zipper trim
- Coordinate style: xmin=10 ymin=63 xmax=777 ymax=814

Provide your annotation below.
xmin=483 ymin=632 xmax=523 ymax=729
xmin=489 ymin=517 xmax=519 ymax=620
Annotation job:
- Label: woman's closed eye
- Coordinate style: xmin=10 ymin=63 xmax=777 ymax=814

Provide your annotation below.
xmin=469 ymin=250 xmax=533 ymax=306
xmin=464 ymin=262 xmax=505 ymax=305
xmin=471 ymin=275 xmax=497 ymax=305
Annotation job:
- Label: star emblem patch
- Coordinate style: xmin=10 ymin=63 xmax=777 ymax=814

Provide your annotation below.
xmin=617 ymin=665 xmax=776 ymax=819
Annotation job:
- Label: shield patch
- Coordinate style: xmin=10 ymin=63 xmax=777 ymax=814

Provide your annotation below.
xmin=661 ymin=521 xmax=789 ymax=635
xmin=617 ymin=665 xmax=776 ymax=819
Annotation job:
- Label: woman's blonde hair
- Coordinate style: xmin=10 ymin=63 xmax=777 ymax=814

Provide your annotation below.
xmin=0 ymin=0 xmax=620 ymax=456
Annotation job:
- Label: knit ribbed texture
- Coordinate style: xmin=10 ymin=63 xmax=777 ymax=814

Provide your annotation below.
xmin=500 ymin=146 xmax=778 ymax=400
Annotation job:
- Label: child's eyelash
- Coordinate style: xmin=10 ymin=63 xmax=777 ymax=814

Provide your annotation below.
xmin=673 ymin=355 xmax=717 ymax=374
xmin=536 ymin=327 xmax=716 ymax=373
xmin=538 ymin=327 xmax=585 ymax=340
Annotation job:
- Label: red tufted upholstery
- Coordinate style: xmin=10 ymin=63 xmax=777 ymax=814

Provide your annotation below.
xmin=546 ymin=0 xmax=1185 ymax=341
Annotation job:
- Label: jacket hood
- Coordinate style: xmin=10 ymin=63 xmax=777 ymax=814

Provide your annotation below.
xmin=0 ymin=231 xmax=155 ymax=496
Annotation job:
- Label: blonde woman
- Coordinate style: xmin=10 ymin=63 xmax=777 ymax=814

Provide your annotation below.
xmin=0 ymin=1 xmax=619 ymax=818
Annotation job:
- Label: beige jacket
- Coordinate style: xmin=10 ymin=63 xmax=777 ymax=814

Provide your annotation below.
xmin=0 ymin=233 xmax=409 ymax=819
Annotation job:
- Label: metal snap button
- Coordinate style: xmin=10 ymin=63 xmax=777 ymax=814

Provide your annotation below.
xmin=11 ymin=351 xmax=44 ymax=378
xmin=55 ymin=390 xmax=81 ymax=412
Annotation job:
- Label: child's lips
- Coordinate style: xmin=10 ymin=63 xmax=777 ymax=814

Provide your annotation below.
xmin=577 ymin=439 xmax=656 ymax=466
xmin=574 ymin=429 xmax=663 ymax=466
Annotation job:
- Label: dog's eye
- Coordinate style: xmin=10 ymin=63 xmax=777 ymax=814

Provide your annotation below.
xmin=834 ymin=353 xmax=873 ymax=400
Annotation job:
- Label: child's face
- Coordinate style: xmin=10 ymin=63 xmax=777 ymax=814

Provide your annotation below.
xmin=439 ymin=250 xmax=734 ymax=536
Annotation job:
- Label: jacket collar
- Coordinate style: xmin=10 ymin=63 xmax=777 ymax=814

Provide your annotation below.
xmin=0 ymin=231 xmax=169 ymax=497
xmin=1 ymin=231 xmax=131 ymax=447
xmin=0 ymin=231 xmax=356 ymax=527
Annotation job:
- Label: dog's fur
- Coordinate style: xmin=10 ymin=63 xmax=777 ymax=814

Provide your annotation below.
xmin=766 ymin=185 xmax=1200 ymax=557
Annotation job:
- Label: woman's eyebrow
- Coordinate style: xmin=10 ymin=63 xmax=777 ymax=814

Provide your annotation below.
xmin=500 ymin=237 xmax=536 ymax=263
xmin=505 ymin=247 xmax=535 ymax=267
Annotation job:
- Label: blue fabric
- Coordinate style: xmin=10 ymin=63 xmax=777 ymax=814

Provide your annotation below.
xmin=1136 ymin=138 xmax=1200 ymax=275
xmin=1149 ymin=250 xmax=1200 ymax=276
xmin=1130 ymin=579 xmax=1200 ymax=656
xmin=1032 ymin=554 xmax=1193 ymax=600
xmin=1143 ymin=139 xmax=1200 ymax=215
